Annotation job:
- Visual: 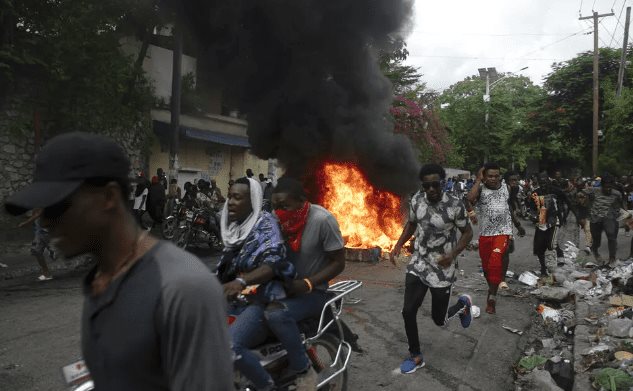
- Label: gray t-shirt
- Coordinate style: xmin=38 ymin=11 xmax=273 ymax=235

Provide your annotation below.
xmin=293 ymin=204 xmax=345 ymax=290
xmin=81 ymin=241 xmax=232 ymax=391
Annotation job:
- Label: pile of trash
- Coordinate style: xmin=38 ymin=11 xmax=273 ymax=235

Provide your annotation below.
xmin=513 ymin=241 xmax=633 ymax=391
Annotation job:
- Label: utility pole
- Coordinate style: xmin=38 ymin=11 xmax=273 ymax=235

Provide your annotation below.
xmin=579 ymin=11 xmax=614 ymax=177
xmin=169 ymin=24 xmax=183 ymax=182
xmin=617 ymin=7 xmax=631 ymax=98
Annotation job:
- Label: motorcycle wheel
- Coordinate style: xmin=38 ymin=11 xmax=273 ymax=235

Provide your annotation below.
xmin=175 ymin=227 xmax=190 ymax=249
xmin=162 ymin=217 xmax=176 ymax=240
xmin=309 ymin=333 xmax=348 ymax=391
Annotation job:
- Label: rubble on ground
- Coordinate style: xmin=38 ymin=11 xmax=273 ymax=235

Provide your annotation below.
xmin=513 ymin=241 xmax=633 ymax=391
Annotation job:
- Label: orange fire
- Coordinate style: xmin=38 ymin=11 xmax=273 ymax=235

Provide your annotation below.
xmin=317 ymin=162 xmax=404 ymax=252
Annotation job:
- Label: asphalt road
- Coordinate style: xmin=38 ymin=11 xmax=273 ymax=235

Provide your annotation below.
xmin=0 ymin=225 xmax=631 ymax=390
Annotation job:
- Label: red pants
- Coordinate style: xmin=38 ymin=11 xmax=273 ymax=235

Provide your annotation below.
xmin=478 ymin=235 xmax=510 ymax=286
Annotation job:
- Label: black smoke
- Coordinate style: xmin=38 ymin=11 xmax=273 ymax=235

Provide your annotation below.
xmin=178 ymin=0 xmax=419 ymax=196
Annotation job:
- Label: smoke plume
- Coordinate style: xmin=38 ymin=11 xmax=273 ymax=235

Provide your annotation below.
xmin=179 ymin=0 xmax=419 ymax=196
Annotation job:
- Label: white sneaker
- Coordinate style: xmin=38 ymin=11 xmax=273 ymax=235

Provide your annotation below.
xmin=37 ymin=275 xmax=53 ymax=281
xmin=294 ymin=366 xmax=317 ymax=391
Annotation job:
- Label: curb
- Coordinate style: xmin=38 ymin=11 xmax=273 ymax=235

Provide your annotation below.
xmin=572 ymin=296 xmax=597 ymax=391
xmin=0 ymin=255 xmax=94 ymax=280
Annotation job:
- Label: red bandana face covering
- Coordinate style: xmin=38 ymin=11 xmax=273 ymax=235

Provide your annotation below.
xmin=275 ymin=201 xmax=310 ymax=252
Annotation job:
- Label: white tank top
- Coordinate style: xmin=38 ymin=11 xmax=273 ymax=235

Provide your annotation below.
xmin=477 ymin=180 xmax=513 ymax=236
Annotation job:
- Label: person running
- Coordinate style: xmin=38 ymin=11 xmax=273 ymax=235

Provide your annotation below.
xmin=390 ymin=164 xmax=474 ymax=374
xmin=529 ymin=172 xmax=568 ymax=276
xmin=17 ymin=211 xmax=56 ymax=281
xmin=585 ymin=174 xmax=623 ymax=265
xmin=4 ymin=132 xmax=232 ymax=390
xmin=466 ymin=163 xmax=525 ymax=314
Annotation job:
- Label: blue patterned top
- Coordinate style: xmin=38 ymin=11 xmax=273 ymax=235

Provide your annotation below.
xmin=217 ymin=211 xmax=295 ymax=302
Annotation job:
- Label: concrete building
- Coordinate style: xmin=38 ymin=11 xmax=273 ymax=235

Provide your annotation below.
xmin=120 ymin=34 xmax=276 ymax=193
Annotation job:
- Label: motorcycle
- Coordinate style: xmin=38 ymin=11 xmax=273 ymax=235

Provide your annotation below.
xmin=232 ymin=280 xmax=362 ymax=391
xmin=161 ymin=200 xmax=188 ymax=240
xmin=174 ymin=206 xmax=223 ymax=251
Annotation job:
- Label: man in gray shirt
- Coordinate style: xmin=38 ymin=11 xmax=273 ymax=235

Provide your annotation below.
xmin=585 ymin=175 xmax=623 ymax=264
xmin=268 ymin=177 xmax=346 ymax=390
xmin=4 ymin=132 xmax=232 ymax=390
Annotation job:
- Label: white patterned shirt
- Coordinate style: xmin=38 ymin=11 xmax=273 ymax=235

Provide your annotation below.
xmin=476 ymin=180 xmax=513 ymax=236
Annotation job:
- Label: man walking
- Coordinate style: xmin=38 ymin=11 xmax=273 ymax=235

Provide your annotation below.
xmin=4 ymin=132 xmax=232 ymax=390
xmin=390 ymin=164 xmax=473 ymax=374
xmin=466 ymin=163 xmax=525 ymax=314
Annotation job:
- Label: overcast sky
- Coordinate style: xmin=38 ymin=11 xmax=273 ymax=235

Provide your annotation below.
xmin=405 ymin=0 xmax=631 ymax=91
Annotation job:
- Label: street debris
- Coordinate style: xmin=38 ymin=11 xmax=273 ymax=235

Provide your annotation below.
xmin=502 ymin=325 xmax=524 ymax=336
xmin=471 ymin=305 xmax=481 ymax=318
xmin=512 ymin=237 xmax=633 ymax=390
xmin=519 ymin=271 xmax=540 ymax=287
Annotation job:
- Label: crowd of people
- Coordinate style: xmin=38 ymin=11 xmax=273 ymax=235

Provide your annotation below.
xmin=5 ymin=130 xmax=633 ymax=389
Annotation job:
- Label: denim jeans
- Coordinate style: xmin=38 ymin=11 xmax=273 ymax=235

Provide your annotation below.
xmin=229 ymin=304 xmax=273 ymax=389
xmin=264 ymin=290 xmax=330 ymax=373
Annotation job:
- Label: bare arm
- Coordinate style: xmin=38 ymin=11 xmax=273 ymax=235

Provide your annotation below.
xmin=389 ymin=221 xmax=416 ymax=265
xmin=437 ymin=224 xmax=473 ymax=268
xmin=287 ymin=249 xmax=345 ymax=295
xmin=223 ymin=264 xmax=275 ymax=297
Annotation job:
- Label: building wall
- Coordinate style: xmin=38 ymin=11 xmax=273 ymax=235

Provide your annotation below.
xmin=120 ymin=38 xmax=197 ymax=103
xmin=148 ymin=137 xmax=271 ymax=196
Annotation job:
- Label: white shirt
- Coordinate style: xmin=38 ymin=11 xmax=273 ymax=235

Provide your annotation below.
xmin=133 ymin=188 xmax=148 ymax=211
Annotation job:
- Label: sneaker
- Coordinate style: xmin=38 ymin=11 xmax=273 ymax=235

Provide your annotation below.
xmin=584 ymin=246 xmax=592 ymax=255
xmin=37 ymin=275 xmax=53 ymax=281
xmin=458 ymin=294 xmax=472 ymax=328
xmin=400 ymin=354 xmax=425 ymax=374
xmin=294 ymin=366 xmax=317 ymax=391
xmin=499 ymin=282 xmax=509 ymax=290
xmin=486 ymin=298 xmax=496 ymax=314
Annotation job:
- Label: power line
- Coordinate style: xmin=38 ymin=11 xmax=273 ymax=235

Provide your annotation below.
xmin=521 ymin=27 xmax=593 ymax=58
xmin=404 ymin=30 xmax=583 ymax=37
xmin=601 ymin=18 xmax=621 ymax=47
xmin=409 ymin=54 xmax=565 ymax=61
xmin=592 ymin=0 xmax=597 ymax=11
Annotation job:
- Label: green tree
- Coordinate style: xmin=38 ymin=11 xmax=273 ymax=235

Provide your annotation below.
xmin=439 ymin=74 xmax=545 ymax=171
xmin=532 ymin=48 xmax=625 ymax=173
xmin=1 ymin=0 xmax=156 ymax=138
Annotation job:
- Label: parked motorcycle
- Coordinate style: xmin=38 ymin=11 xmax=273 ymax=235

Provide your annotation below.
xmin=174 ymin=206 xmax=223 ymax=251
xmin=161 ymin=200 xmax=188 ymax=240
xmin=232 ymin=280 xmax=362 ymax=391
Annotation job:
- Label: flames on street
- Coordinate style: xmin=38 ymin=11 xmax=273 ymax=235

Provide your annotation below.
xmin=317 ymin=162 xmax=403 ymax=252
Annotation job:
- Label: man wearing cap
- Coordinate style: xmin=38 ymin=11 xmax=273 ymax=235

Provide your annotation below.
xmin=4 ymin=132 xmax=232 ymax=390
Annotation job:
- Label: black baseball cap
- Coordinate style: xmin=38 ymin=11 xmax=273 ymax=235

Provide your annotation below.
xmin=4 ymin=132 xmax=130 ymax=215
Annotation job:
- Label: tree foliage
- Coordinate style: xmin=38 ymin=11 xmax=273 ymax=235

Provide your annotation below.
xmin=378 ymin=37 xmax=455 ymax=165
xmin=438 ymin=74 xmax=544 ymax=171
xmin=0 ymin=0 xmax=158 ymax=137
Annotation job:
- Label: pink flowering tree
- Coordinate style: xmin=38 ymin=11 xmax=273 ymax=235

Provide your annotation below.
xmin=390 ymin=96 xmax=452 ymax=164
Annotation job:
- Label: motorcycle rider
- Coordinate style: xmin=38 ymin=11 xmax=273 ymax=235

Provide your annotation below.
xmin=218 ymin=177 xmax=295 ymax=391
xmin=265 ymin=176 xmax=346 ymax=390
xmin=196 ymin=180 xmax=222 ymax=240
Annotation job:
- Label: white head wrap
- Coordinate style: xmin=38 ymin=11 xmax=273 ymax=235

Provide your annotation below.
xmin=221 ymin=177 xmax=263 ymax=249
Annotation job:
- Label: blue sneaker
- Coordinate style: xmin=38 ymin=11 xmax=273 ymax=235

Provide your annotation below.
xmin=400 ymin=354 xmax=425 ymax=374
xmin=458 ymin=294 xmax=472 ymax=328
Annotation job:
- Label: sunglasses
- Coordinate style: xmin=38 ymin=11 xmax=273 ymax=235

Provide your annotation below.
xmin=421 ymin=181 xmax=444 ymax=190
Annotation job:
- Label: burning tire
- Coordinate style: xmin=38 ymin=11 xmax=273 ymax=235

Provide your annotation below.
xmin=309 ymin=334 xmax=348 ymax=391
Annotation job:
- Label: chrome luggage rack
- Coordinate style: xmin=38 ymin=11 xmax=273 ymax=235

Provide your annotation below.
xmin=306 ymin=280 xmax=363 ymax=389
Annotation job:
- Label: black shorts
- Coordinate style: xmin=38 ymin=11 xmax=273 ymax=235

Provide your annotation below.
xmin=533 ymin=227 xmax=556 ymax=256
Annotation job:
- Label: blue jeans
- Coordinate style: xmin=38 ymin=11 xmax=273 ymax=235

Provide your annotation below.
xmin=229 ymin=304 xmax=273 ymax=388
xmin=264 ymin=291 xmax=329 ymax=373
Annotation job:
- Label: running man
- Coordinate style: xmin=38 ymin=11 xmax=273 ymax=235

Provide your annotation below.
xmin=466 ymin=163 xmax=525 ymax=315
xmin=390 ymin=163 xmax=474 ymax=374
